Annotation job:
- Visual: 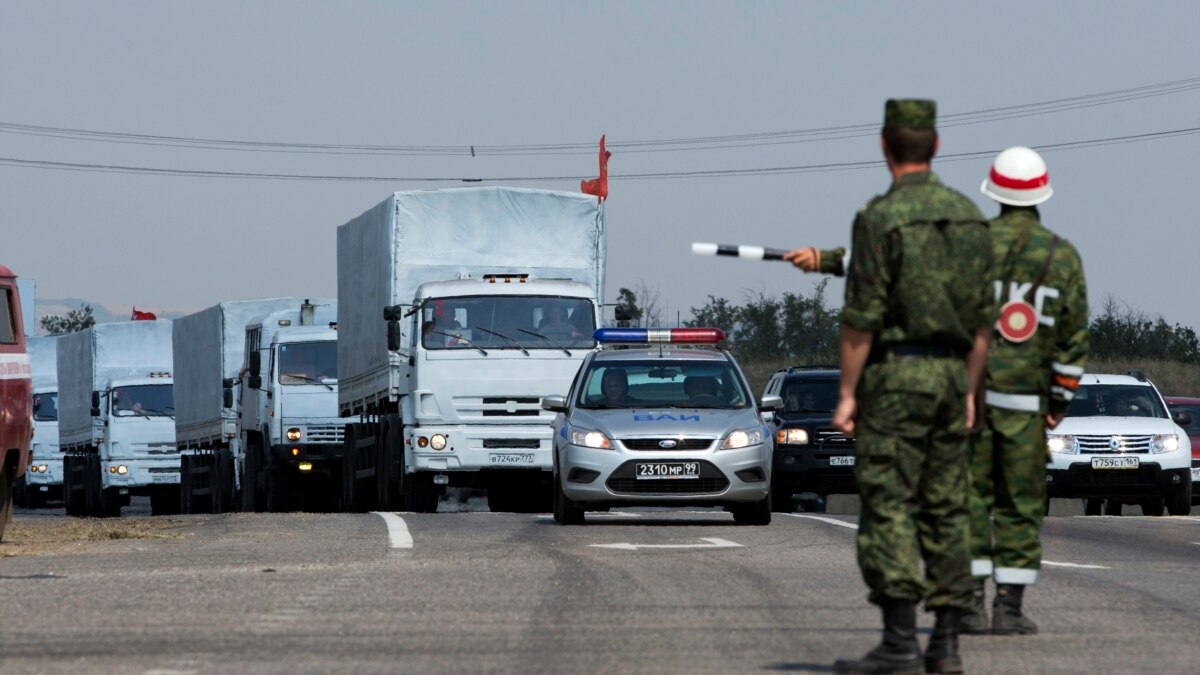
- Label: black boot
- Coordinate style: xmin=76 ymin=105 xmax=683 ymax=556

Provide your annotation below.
xmin=960 ymin=578 xmax=989 ymax=635
xmin=924 ymin=608 xmax=963 ymax=674
xmin=833 ymin=600 xmax=922 ymax=674
xmin=991 ymin=583 xmax=1038 ymax=635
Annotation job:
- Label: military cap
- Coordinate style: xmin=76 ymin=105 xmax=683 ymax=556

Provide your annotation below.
xmin=884 ymin=99 xmax=936 ymax=130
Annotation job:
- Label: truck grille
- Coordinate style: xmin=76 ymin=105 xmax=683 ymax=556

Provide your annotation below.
xmin=1075 ymin=435 xmax=1152 ymax=454
xmin=457 ymin=397 xmax=548 ymax=419
xmin=483 ymin=439 xmax=541 ymax=449
xmin=307 ymin=425 xmax=345 ymax=443
xmin=605 ymin=460 xmax=729 ymax=495
xmin=621 ymin=439 xmax=713 ymax=451
xmin=816 ymin=429 xmax=854 ymax=447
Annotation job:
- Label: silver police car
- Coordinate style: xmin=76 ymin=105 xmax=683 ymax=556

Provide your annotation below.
xmin=542 ymin=328 xmax=781 ymax=525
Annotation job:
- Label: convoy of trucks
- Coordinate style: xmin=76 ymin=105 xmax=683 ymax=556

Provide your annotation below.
xmin=336 ymin=187 xmax=605 ymax=513
xmin=60 ymin=321 xmax=178 ymax=517
xmin=17 ymin=335 xmax=60 ymax=507
xmin=0 ymin=264 xmax=33 ymax=541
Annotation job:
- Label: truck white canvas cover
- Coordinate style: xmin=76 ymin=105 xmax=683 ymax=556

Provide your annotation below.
xmin=28 ymin=335 xmax=59 ymax=392
xmin=337 ymin=187 xmax=605 ymax=408
xmin=58 ymin=321 xmax=174 ymax=446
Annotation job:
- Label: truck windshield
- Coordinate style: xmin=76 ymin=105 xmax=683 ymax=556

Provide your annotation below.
xmin=33 ymin=392 xmax=58 ymax=421
xmin=576 ymin=360 xmax=751 ymax=410
xmin=278 ymin=341 xmax=338 ymax=385
xmin=421 ymin=296 xmax=595 ymax=351
xmin=112 ymin=384 xmax=175 ymax=417
xmin=0 ymin=287 xmax=15 ymax=344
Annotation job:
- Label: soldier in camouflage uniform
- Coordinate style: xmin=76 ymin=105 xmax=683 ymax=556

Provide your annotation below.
xmin=787 ymin=147 xmax=1088 ymax=640
xmin=805 ymin=99 xmax=993 ymax=675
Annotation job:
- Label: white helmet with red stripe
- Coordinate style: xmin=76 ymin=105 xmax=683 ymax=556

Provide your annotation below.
xmin=981 ymin=146 xmax=1053 ymax=206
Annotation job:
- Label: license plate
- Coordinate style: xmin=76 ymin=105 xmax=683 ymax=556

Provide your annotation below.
xmin=151 ymin=472 xmax=179 ymax=483
xmin=635 ymin=462 xmax=700 ymax=479
xmin=1091 ymin=456 xmax=1139 ymax=470
xmin=489 ymin=453 xmax=535 ymax=465
xmin=829 ymin=456 xmax=856 ymax=466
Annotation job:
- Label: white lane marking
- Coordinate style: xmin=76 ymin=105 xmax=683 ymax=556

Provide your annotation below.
xmin=781 ymin=513 xmax=860 ymax=530
xmin=590 ymin=537 xmax=743 ymax=551
xmin=373 ymin=512 xmax=413 ymax=549
xmin=1042 ymin=561 xmax=1111 ymax=570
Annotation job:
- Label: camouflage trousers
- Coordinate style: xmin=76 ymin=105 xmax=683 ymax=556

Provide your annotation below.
xmin=969 ymin=406 xmax=1047 ymax=585
xmin=854 ymin=357 xmax=973 ymax=611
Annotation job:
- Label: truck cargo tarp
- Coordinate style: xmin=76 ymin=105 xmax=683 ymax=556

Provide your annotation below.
xmin=28 ymin=335 xmax=59 ymax=392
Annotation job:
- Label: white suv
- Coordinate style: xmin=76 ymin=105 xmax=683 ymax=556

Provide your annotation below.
xmin=1046 ymin=372 xmax=1193 ymax=516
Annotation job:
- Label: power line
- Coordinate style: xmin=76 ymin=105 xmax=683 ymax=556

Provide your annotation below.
xmin=2 ymin=77 xmax=1198 ymax=158
xmin=1 ymin=127 xmax=1196 ymax=182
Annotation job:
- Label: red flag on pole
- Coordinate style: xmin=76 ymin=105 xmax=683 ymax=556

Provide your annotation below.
xmin=580 ymin=135 xmax=610 ymax=203
xmin=131 ymin=307 xmax=157 ymax=321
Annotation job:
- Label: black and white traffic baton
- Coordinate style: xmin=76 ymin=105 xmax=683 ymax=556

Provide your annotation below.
xmin=691 ymin=242 xmax=791 ymax=262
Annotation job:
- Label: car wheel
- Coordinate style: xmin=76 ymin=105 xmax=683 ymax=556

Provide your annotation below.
xmin=1167 ymin=482 xmax=1192 ymax=516
xmin=1103 ymin=499 xmax=1122 ymax=516
xmin=1139 ymin=497 xmax=1165 ymax=517
xmin=732 ymin=489 xmax=773 ymax=526
xmin=554 ymin=475 xmax=584 ymax=525
xmin=1083 ymin=498 xmax=1103 ymax=516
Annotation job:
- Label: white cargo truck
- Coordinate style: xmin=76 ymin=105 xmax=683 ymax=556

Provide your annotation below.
xmin=239 ymin=299 xmax=341 ymax=512
xmin=173 ymin=298 xmax=315 ymax=514
xmin=60 ymin=321 xmax=177 ymax=517
xmin=16 ymin=335 xmax=60 ymax=507
xmin=337 ymin=187 xmax=605 ymax=512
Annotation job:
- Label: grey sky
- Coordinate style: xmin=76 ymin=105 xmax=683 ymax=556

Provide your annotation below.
xmin=3 ymin=2 xmax=1198 ymax=331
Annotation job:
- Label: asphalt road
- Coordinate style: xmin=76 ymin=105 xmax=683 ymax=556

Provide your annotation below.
xmin=2 ymin=500 xmax=1199 ymax=674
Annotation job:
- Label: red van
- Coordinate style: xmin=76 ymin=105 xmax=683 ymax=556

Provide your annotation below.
xmin=1 ymin=264 xmax=34 ymax=541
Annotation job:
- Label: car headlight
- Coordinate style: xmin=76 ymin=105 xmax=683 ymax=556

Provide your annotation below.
xmin=569 ymin=426 xmax=613 ymax=450
xmin=775 ymin=428 xmax=810 ymax=446
xmin=1046 ymin=434 xmax=1077 ymax=454
xmin=287 ymin=427 xmax=302 ymax=441
xmin=722 ymin=428 xmax=765 ymax=450
xmin=1151 ymin=434 xmax=1179 ymax=454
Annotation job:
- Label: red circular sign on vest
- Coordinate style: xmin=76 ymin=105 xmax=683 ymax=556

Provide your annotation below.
xmin=997 ymin=300 xmax=1037 ymax=343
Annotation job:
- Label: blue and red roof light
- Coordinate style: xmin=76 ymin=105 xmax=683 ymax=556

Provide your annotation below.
xmin=593 ymin=328 xmax=725 ymax=345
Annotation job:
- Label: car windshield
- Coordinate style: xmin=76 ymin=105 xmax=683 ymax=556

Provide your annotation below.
xmin=1167 ymin=404 xmax=1200 ymax=434
xmin=33 ymin=392 xmax=58 ymax=421
xmin=421 ymin=296 xmax=595 ymax=351
xmin=575 ymin=360 xmax=751 ymax=410
xmin=278 ymin=341 xmax=337 ymax=385
xmin=780 ymin=378 xmax=838 ymax=413
xmin=112 ymin=384 xmax=175 ymax=417
xmin=1064 ymin=384 xmax=1167 ymax=419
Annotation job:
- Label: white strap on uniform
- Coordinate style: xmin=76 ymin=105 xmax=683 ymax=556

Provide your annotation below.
xmin=1051 ymin=362 xmax=1084 ymax=377
xmin=986 ymin=390 xmax=1041 ymax=412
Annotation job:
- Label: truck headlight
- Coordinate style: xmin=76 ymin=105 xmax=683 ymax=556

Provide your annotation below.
xmin=430 ymin=434 xmax=447 ymax=450
xmin=1046 ymin=435 xmax=1077 ymax=454
xmin=1151 ymin=434 xmax=1179 ymax=454
xmin=117 ymin=465 xmax=128 ymax=475
xmin=775 ymin=428 xmax=810 ymax=446
xmin=287 ymin=427 xmax=302 ymax=441
xmin=722 ymin=428 xmax=765 ymax=450
xmin=569 ymin=427 xmax=613 ymax=450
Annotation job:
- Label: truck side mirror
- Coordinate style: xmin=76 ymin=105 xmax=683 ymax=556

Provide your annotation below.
xmin=387 ymin=320 xmax=401 ymax=351
xmin=223 ymin=382 xmax=234 ymax=408
xmin=248 ymin=351 xmax=261 ymax=376
xmin=91 ymin=391 xmax=101 ymax=416
xmin=248 ymin=375 xmax=263 ymax=390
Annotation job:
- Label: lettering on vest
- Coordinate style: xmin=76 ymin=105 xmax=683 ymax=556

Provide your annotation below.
xmin=993 ymin=281 xmax=1059 ymax=327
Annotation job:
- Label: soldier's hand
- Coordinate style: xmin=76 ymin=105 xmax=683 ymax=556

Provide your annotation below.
xmin=782 ymin=246 xmax=821 ymax=272
xmin=833 ymin=396 xmax=857 ymax=435
xmin=1046 ymin=412 xmax=1065 ymax=430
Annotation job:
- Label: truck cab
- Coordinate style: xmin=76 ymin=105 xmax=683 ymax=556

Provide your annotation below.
xmin=0 ymin=265 xmax=33 ymax=541
xmin=241 ymin=301 xmax=341 ymax=511
xmin=19 ymin=336 xmax=61 ymax=507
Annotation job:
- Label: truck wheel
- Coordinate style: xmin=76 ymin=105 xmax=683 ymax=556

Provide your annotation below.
xmin=341 ymin=425 xmax=360 ymax=512
xmin=98 ymin=486 xmax=122 ymax=518
xmin=1167 ymin=482 xmax=1192 ymax=516
xmin=375 ymin=418 xmax=392 ymax=511
xmin=266 ymin=465 xmax=290 ymax=513
xmin=85 ymin=454 xmax=102 ymax=517
xmin=1083 ymin=498 xmax=1102 ymax=516
xmin=213 ymin=450 xmax=233 ymax=514
xmin=553 ymin=474 xmax=584 ymax=525
xmin=150 ymin=486 xmax=179 ymax=516
xmin=403 ymin=471 xmax=440 ymax=513
xmin=1103 ymin=499 xmax=1122 ymax=516
xmin=243 ymin=441 xmax=264 ymax=513
xmin=180 ymin=457 xmax=195 ymax=514
xmin=13 ymin=475 xmax=28 ymax=509
xmin=1139 ymin=497 xmax=1165 ymax=517
xmin=0 ymin=463 xmax=14 ymax=542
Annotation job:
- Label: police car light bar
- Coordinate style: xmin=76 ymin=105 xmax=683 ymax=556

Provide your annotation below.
xmin=593 ymin=328 xmax=725 ymax=344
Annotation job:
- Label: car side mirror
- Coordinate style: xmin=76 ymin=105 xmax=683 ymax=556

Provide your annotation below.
xmin=1174 ymin=411 xmax=1192 ymax=427
xmin=758 ymin=395 xmax=783 ymax=412
xmin=541 ymin=395 xmax=567 ymax=413
xmin=387 ymin=320 xmax=401 ymax=351
xmin=248 ymin=375 xmax=263 ymax=390
xmin=90 ymin=391 xmax=101 ymax=416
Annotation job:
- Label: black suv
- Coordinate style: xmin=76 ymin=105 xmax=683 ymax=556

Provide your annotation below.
xmin=762 ymin=366 xmax=857 ymax=512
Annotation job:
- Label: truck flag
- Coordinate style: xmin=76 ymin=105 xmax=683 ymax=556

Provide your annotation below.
xmin=131 ymin=307 xmax=157 ymax=321
xmin=580 ymin=135 xmax=610 ymax=203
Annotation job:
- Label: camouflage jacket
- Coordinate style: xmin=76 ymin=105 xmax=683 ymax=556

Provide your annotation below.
xmin=843 ymin=171 xmax=992 ymax=355
xmin=823 ymin=206 xmax=1088 ymax=414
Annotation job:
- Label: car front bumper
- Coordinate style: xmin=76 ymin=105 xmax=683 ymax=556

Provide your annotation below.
xmin=1046 ymin=460 xmax=1191 ymax=498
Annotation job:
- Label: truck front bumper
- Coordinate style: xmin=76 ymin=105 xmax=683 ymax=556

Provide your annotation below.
xmin=100 ymin=457 xmax=180 ymax=489
xmin=407 ymin=426 xmax=552 ymax=473
xmin=25 ymin=457 xmax=63 ymax=487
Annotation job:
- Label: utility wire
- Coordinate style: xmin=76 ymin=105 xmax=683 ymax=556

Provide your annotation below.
xmin=1 ymin=127 xmax=1196 ymax=182
xmin=1 ymin=77 xmax=1198 ymax=157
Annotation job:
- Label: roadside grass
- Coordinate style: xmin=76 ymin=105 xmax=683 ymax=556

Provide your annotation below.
xmin=0 ymin=517 xmax=184 ymax=558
